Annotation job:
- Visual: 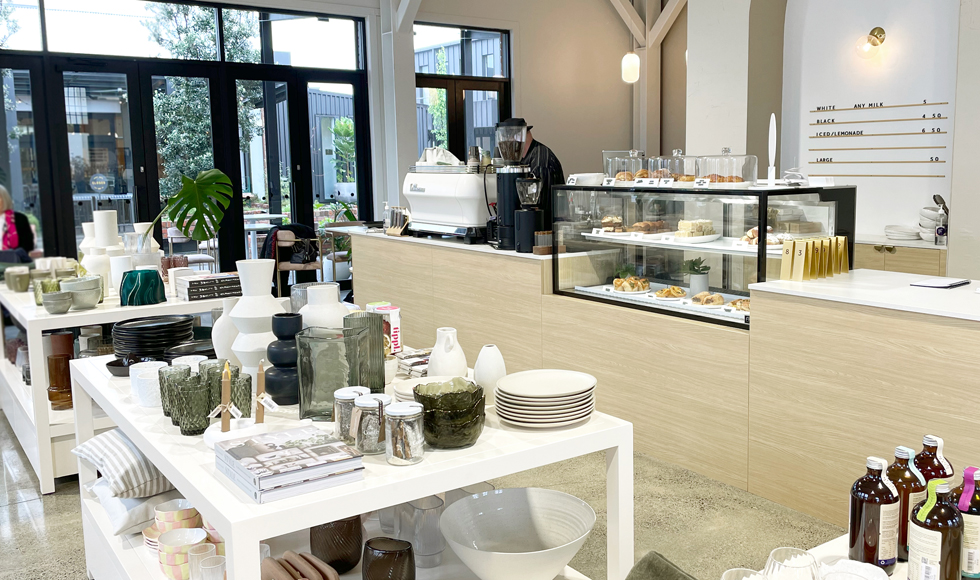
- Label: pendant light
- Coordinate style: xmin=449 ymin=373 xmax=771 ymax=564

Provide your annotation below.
xmin=855 ymin=27 xmax=886 ymax=59
xmin=622 ymin=51 xmax=640 ymax=83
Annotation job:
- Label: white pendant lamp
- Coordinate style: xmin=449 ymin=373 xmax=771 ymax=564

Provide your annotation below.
xmin=621 ymin=51 xmax=640 ymax=83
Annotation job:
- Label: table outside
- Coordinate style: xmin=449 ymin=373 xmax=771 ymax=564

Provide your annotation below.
xmin=243 ymin=214 xmax=287 ymax=259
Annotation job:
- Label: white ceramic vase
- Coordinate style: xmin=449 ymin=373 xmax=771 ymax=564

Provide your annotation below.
xmin=212 ymin=296 xmax=242 ymax=368
xmin=298 ymin=283 xmax=348 ymax=328
xmin=428 ymin=327 xmax=467 ymax=377
xmin=80 ymin=247 xmax=110 ymax=295
xmin=78 ymin=222 xmax=96 ymax=257
xmin=132 ymin=222 xmax=161 ymax=253
xmin=473 ymin=344 xmax=506 ymax=405
xmin=230 ymin=259 xmax=284 ymax=382
xmin=92 ymin=209 xmax=119 ymax=249
xmin=689 ymin=273 xmax=709 ymax=296
xmin=109 ymin=255 xmax=134 ymax=295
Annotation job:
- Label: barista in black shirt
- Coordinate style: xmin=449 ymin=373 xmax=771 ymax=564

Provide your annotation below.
xmin=513 ymin=120 xmax=565 ymax=226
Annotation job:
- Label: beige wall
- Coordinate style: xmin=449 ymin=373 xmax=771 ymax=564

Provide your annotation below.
xmin=417 ymin=0 xmax=635 ymax=174
xmin=660 ymin=3 xmax=687 ymax=156
xmin=746 ymin=0 xmax=786 ymax=169
xmin=948 ymin=0 xmax=980 ymax=279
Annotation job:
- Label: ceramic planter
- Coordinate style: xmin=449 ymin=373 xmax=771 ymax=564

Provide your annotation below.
xmin=689 ymin=273 xmax=709 ymax=296
xmin=120 ymin=269 xmax=167 ymax=306
xmin=298 ymin=283 xmax=349 ymax=328
xmin=428 ymin=327 xmax=467 ymax=377
xmin=211 ymin=297 xmax=242 ymax=367
xmin=230 ymin=259 xmax=285 ymax=381
xmin=265 ymin=313 xmax=302 ymax=405
xmin=473 ymin=344 xmax=506 ymax=405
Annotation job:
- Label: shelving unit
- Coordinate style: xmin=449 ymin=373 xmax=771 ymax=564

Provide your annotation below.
xmin=71 ymin=355 xmax=634 ymax=580
xmin=0 ymin=286 xmax=224 ymax=493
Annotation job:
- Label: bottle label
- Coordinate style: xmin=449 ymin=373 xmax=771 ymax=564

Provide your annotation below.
xmin=936 ymin=438 xmax=952 ymax=475
xmin=909 ymin=524 xmax=943 ymax=580
xmin=960 ymin=467 xmax=979 ymax=511
xmin=964 ymin=513 xmax=980 ymax=577
xmin=879 ymin=501 xmax=900 ymax=565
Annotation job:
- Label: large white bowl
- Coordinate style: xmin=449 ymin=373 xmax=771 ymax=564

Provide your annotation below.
xmin=440 ymin=488 xmax=596 ymax=580
xmin=920 ymin=206 xmax=940 ymax=220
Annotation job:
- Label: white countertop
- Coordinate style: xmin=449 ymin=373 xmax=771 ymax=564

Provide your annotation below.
xmin=750 ymin=269 xmax=980 ymax=322
xmin=856 ymin=234 xmax=946 ymax=250
xmin=346 ymin=227 xmax=563 ymax=261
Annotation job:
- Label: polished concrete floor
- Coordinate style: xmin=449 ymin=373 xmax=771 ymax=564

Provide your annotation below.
xmin=0 ymin=412 xmax=842 ymax=580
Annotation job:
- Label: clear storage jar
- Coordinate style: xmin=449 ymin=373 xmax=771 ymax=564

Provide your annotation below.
xmin=608 ymin=150 xmax=646 ymax=181
xmin=385 ymin=402 xmax=425 ymax=466
xmin=353 ymin=394 xmax=392 ymax=455
xmin=697 ymin=147 xmax=758 ymax=185
xmin=663 ymin=149 xmax=698 ymax=183
xmin=333 ymin=386 xmax=370 ymax=444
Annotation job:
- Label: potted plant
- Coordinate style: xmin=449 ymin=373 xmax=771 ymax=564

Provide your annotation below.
xmin=681 ymin=257 xmax=710 ymax=295
xmin=139 ymin=169 xmax=234 ymax=249
xmin=319 ymin=200 xmax=357 ymax=281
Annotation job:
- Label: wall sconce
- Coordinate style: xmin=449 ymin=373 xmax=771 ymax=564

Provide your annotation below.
xmin=855 ymin=27 xmax=886 ymax=59
xmin=622 ymin=51 xmax=640 ymax=83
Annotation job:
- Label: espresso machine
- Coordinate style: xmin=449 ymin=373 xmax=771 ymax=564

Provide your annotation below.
xmin=493 ymin=119 xmax=530 ymax=250
xmin=515 ymin=177 xmax=542 ymax=253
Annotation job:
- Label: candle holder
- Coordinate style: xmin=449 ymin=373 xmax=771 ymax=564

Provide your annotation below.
xmin=296 ymin=327 xmax=365 ymax=421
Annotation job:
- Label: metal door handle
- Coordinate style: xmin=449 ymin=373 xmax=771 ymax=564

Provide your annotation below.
xmin=873 ymin=245 xmax=883 ymax=252
xmin=884 ymin=246 xmax=896 ymax=253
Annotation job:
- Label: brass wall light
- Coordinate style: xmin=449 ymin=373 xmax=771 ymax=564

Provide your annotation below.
xmin=855 ymin=27 xmax=886 ymax=59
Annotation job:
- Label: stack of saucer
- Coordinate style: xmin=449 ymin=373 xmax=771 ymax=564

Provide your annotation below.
xmin=392 ymin=376 xmax=464 ymax=403
xmin=494 ymin=370 xmax=596 ymax=429
xmin=884 ymin=225 xmax=921 ymax=240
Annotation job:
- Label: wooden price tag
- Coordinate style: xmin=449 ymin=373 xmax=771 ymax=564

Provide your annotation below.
xmin=566 ymin=176 xmax=578 ymax=186
xmin=694 ymin=177 xmax=711 ymax=188
xmin=602 ymin=177 xmax=616 ymax=187
xmin=659 ymin=177 xmax=675 ymax=186
xmin=779 ymin=241 xmax=795 ymax=280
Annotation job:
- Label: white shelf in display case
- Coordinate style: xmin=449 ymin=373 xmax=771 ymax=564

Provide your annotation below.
xmin=575 ymin=284 xmax=750 ymax=325
xmin=581 ymin=232 xmax=785 ymax=258
xmin=70 ymin=355 xmax=635 ymax=580
xmin=0 ymin=285 xmax=225 ymax=494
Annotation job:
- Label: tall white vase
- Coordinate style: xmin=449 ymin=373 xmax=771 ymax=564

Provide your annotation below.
xmin=92 ymin=210 xmax=119 ymax=248
xmin=212 ymin=297 xmax=242 ymax=367
xmin=473 ymin=344 xmax=506 ymax=405
xmin=230 ymin=259 xmax=284 ymax=383
xmin=80 ymin=247 xmax=110 ymax=295
xmin=428 ymin=327 xmax=467 ymax=377
xmin=78 ymin=222 xmax=96 ymax=257
xmin=298 ymin=283 xmax=349 ymax=328
xmin=132 ymin=222 xmax=161 ymax=253
xmin=109 ymin=255 xmax=133 ymax=295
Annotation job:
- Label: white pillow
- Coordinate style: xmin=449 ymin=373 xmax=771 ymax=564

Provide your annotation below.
xmin=72 ymin=429 xmax=174 ymax=498
xmin=90 ymin=478 xmax=183 ymax=536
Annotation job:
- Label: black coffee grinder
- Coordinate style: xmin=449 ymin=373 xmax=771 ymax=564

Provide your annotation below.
xmin=515 ymin=176 xmax=542 ymax=253
xmin=493 ymin=119 xmax=530 ymax=250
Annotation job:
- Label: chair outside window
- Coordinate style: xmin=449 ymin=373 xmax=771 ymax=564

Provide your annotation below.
xmin=274 ymin=230 xmax=324 ymax=297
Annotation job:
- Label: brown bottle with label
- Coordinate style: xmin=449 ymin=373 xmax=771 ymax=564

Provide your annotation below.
xmin=951 ymin=467 xmax=980 ymax=579
xmin=849 ymin=456 xmax=900 ymax=574
xmin=888 ymin=446 xmax=927 ymax=561
xmin=914 ymin=434 xmax=955 ymax=482
xmin=909 ymin=479 xmax=963 ymax=580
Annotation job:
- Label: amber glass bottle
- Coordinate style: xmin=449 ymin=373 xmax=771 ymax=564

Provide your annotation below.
xmin=914 ymin=434 xmax=954 ymax=482
xmin=888 ymin=446 xmax=927 ymax=561
xmin=849 ymin=456 xmax=900 ymax=574
xmin=952 ymin=467 xmax=980 ymax=579
xmin=909 ymin=480 xmax=963 ymax=580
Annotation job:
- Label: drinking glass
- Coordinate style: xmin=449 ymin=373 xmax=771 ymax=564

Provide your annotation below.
xmin=232 ymin=374 xmax=253 ymax=418
xmin=311 ymin=514 xmax=363 ymax=574
xmin=198 ymin=359 xmax=228 ymax=412
xmin=722 ymin=568 xmax=765 ymax=580
xmin=362 ymin=538 xmax=414 ymax=580
xmin=444 ymin=482 xmax=496 ymax=507
xmin=343 ymin=311 xmax=385 ymax=393
xmin=199 ymin=555 xmax=226 ymax=580
xmin=189 ymin=543 xmax=216 ymax=580
xmin=395 ymin=495 xmax=445 ymax=568
xmin=174 ymin=374 xmax=210 ymax=436
xmin=379 ymin=506 xmax=396 ymax=534
xmin=159 ymin=364 xmax=191 ymax=422
xmin=763 ymin=548 xmax=819 ymax=580
xmin=296 ymin=327 xmax=364 ymax=421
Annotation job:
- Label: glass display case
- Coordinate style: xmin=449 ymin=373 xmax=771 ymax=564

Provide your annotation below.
xmin=697 ymin=148 xmax=758 ymax=185
xmin=551 ymin=184 xmax=857 ymax=328
xmin=650 ymin=149 xmax=698 ymax=182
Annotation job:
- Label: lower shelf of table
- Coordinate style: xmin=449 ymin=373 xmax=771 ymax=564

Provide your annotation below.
xmin=84 ymin=498 xmax=591 ymax=580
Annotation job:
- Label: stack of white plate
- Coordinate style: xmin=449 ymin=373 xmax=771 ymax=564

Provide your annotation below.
xmin=494 ymin=370 xmax=596 ymax=429
xmin=884 ymin=225 xmax=921 ymax=240
xmin=391 ymin=376 xmax=461 ymax=403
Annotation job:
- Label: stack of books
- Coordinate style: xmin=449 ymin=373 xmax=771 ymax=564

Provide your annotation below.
xmin=214 ymin=426 xmax=364 ymax=503
xmin=396 ymin=348 xmax=431 ymax=378
xmin=175 ymin=273 xmax=242 ymax=301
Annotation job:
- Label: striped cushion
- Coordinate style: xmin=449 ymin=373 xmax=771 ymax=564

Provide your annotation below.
xmin=72 ymin=429 xmax=174 ymax=498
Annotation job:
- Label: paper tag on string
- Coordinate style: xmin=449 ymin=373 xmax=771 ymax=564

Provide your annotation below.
xmin=256 ymin=392 xmax=279 ymax=411
xmin=229 ymin=405 xmax=243 ymax=419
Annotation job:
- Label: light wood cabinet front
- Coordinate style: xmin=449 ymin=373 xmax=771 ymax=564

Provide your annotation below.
xmin=884 ymin=246 xmax=941 ymax=276
xmin=854 ymin=244 xmax=885 ymax=270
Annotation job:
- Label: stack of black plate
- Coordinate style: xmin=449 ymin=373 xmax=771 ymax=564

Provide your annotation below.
xmin=112 ymin=315 xmax=195 ymax=360
xmin=164 ymin=340 xmax=216 ymax=362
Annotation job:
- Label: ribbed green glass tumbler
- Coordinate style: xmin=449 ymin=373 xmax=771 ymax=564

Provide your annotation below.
xmin=231 ymin=374 xmax=252 ymax=419
xmin=158 ymin=364 xmax=191 ymax=423
xmin=175 ymin=374 xmax=210 ymax=436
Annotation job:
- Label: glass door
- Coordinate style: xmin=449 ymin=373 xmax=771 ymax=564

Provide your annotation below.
xmin=0 ymin=64 xmax=46 ymax=256
xmin=307 ymin=82 xmax=359 ymax=225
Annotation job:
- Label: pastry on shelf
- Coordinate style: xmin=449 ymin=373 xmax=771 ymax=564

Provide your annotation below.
xmin=601 ymin=215 xmax=624 ymax=232
xmin=613 ymin=276 xmax=649 ymax=292
xmin=655 ymin=286 xmax=686 ymax=298
xmin=691 ymin=291 xmax=712 ymax=304
xmin=676 ymin=219 xmax=716 ymax=238
xmin=652 ymin=168 xmax=671 ymax=179
xmin=634 ymin=169 xmax=650 ymax=179
xmin=728 ymin=299 xmax=750 ymax=312
xmin=672 ymin=173 xmax=696 ymax=182
xmin=628 ymin=220 xmax=670 ymax=233
xmin=706 ymin=174 xmax=745 ymax=183
xmin=704 ymin=293 xmax=725 ymax=306
xmin=614 ymin=171 xmax=634 ymax=182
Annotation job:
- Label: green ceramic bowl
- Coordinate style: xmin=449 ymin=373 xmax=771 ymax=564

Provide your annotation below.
xmin=5 ymin=271 xmax=30 ymax=292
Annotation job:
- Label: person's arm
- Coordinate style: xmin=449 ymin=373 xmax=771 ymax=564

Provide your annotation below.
xmin=14 ymin=212 xmax=34 ymax=252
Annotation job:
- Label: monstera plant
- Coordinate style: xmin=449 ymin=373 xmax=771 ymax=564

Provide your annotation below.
xmin=139 ymin=169 xmax=234 ymax=247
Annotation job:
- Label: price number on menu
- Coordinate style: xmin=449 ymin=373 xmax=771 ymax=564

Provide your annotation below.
xmin=922 ymin=113 xmax=943 ymax=119
xmin=566 ymin=176 xmax=578 ymax=186
xmin=922 ymin=127 xmax=942 ymax=133
xmin=694 ymin=177 xmax=712 ymax=188
xmin=930 ymin=156 xmax=941 ymax=162
xmin=602 ymin=177 xmax=616 ymax=187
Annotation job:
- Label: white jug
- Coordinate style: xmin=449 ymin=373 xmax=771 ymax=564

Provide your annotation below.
xmin=428 ymin=327 xmax=467 ymax=377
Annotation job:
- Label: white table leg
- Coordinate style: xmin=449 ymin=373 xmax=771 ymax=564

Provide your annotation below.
xmin=28 ymin=323 xmax=56 ymax=494
xmin=606 ymin=436 xmax=634 ymax=580
xmin=225 ymin=528 xmax=262 ymax=580
xmin=249 ymin=231 xmax=258 ymax=260
xmin=72 ymin=371 xmax=98 ymax=495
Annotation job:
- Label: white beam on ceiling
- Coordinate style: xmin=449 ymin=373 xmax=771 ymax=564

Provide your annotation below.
xmin=395 ymin=0 xmax=422 ymax=34
xmin=648 ymin=0 xmax=687 ymax=47
xmin=608 ymin=0 xmax=647 ymax=44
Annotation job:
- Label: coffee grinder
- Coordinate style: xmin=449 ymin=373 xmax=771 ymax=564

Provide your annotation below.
xmin=515 ymin=177 xmax=542 ymax=253
xmin=493 ymin=119 xmax=530 ymax=250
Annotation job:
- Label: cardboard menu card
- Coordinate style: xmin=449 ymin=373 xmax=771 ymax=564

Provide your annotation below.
xmin=822 ymin=238 xmax=833 ymax=278
xmin=785 ymin=236 xmax=850 ymax=282
xmin=791 ymin=240 xmax=810 ymax=281
xmin=780 ymin=241 xmax=795 ymax=280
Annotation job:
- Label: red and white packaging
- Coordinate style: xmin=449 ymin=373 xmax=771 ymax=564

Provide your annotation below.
xmin=376 ymin=305 xmax=402 ymax=353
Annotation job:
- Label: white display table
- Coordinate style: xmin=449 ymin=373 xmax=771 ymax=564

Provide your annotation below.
xmin=807 ymin=534 xmax=907 ymax=579
xmin=70 ymin=355 xmax=635 ymax=580
xmin=0 ymin=286 xmax=223 ymax=493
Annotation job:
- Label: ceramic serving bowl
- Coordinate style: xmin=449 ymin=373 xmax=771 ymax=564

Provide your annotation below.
xmin=440 ymin=487 xmax=596 ymax=580
xmin=70 ymin=288 xmax=101 ymax=310
xmin=159 ymin=551 xmax=189 ymax=566
xmin=105 ymin=357 xmax=159 ymax=377
xmin=155 ymin=499 xmax=198 ymax=523
xmin=59 ymin=275 xmax=102 ymax=292
xmin=160 ymin=562 xmax=190 ymax=580
xmin=158 ymin=528 xmax=207 ymax=554
xmin=155 ymin=516 xmax=202 ymax=533
xmin=41 ymin=292 xmax=72 ymax=315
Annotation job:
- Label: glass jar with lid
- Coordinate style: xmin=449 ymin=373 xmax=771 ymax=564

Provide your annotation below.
xmin=697 ymin=147 xmax=758 ymax=186
xmin=385 ymin=402 xmax=425 ymax=466
xmin=353 ymin=394 xmax=392 ymax=455
xmin=604 ymin=150 xmax=646 ymax=181
xmin=333 ymin=386 xmax=371 ymax=444
xmin=661 ymin=149 xmax=698 ymax=184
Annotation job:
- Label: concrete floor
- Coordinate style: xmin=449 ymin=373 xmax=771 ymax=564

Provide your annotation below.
xmin=0 ymin=412 xmax=842 ymax=580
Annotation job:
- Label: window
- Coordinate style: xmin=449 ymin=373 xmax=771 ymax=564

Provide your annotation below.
xmin=0 ymin=0 xmax=42 ymax=51
xmin=222 ymin=10 xmax=360 ymax=70
xmin=413 ymin=23 xmax=511 ymax=161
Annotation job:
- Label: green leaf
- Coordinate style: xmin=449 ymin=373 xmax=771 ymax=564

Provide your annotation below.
xmin=166 ymin=169 xmax=233 ymax=242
